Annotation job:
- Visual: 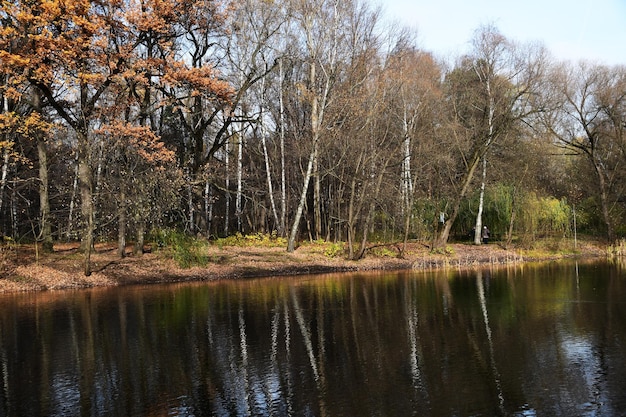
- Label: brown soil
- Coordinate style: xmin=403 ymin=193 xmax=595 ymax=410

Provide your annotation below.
xmin=0 ymin=240 xmax=606 ymax=293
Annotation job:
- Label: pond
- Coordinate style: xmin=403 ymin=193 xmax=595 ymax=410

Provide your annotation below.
xmin=0 ymin=260 xmax=625 ymax=416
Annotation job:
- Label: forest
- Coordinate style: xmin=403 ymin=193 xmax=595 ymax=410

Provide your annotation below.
xmin=1 ymin=0 xmax=625 ymax=275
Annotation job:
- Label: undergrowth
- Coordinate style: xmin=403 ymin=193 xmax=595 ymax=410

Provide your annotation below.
xmin=214 ymin=232 xmax=287 ymax=248
xmin=149 ymin=229 xmax=210 ymax=268
xmin=607 ymin=239 xmax=626 ymax=257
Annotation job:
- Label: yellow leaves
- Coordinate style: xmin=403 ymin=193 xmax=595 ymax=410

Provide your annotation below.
xmin=77 ymin=71 xmax=107 ymax=85
xmin=19 ymin=113 xmax=52 ymax=138
xmin=0 ymin=112 xmax=51 ymax=139
xmin=39 ymin=0 xmax=62 ymax=18
xmin=0 ymin=113 xmax=46 ymax=167
xmin=0 ymin=112 xmax=19 ymax=133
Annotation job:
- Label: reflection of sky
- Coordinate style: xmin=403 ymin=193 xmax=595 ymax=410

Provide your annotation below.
xmin=51 ymin=373 xmax=80 ymax=415
xmin=558 ymin=330 xmax=611 ymax=416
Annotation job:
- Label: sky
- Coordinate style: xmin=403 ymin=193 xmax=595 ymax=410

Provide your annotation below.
xmin=377 ymin=0 xmax=626 ymax=66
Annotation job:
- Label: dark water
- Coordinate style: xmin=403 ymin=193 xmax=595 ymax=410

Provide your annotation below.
xmin=1 ymin=260 xmax=626 ymax=416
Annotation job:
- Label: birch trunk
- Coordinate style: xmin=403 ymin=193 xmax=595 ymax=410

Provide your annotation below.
xmin=258 ymin=75 xmax=279 ymax=232
xmin=236 ymin=131 xmax=243 ymax=232
xmin=313 ymin=148 xmax=322 ymax=240
xmin=279 ymin=59 xmax=287 ymax=236
xmin=224 ymin=139 xmax=230 ymax=236
xmin=0 ymin=149 xmax=9 ymax=228
xmin=287 ymin=143 xmax=316 ymax=252
xmin=473 ymin=156 xmax=487 ymax=245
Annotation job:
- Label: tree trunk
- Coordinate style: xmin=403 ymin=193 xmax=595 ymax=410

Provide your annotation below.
xmin=66 ymin=156 xmax=79 ymax=241
xmin=287 ymin=141 xmax=317 ymax=252
xmin=593 ymin=159 xmax=615 ymax=241
xmin=224 ymin=139 xmax=230 ymax=236
xmin=205 ymin=179 xmax=213 ymax=238
xmin=134 ymin=221 xmax=145 ymax=256
xmin=279 ymin=59 xmax=287 ymax=236
xmin=347 ymin=175 xmax=359 ymax=259
xmin=77 ymin=131 xmax=94 ymax=276
xmin=435 ymin=152 xmax=482 ymax=248
xmin=313 ymin=147 xmax=322 ymax=240
xmin=505 ymin=203 xmax=516 ymax=249
xmin=346 ymin=152 xmax=365 ymax=259
xmin=261 ymin=121 xmax=279 ymax=232
xmin=473 ymin=156 xmax=487 ymax=245
xmin=0 ymin=148 xmax=9 ymax=234
xmin=37 ymin=136 xmax=53 ymax=253
xmin=117 ymin=183 xmax=126 ymax=258
xmin=236 ymin=131 xmax=243 ymax=232
xmin=355 ymin=158 xmax=391 ymax=260
xmin=187 ymin=172 xmax=195 ymax=234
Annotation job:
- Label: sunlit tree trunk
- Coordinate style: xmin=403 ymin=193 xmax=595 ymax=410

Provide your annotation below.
xmin=236 ymin=131 xmax=243 ymax=233
xmin=473 ymin=156 xmax=487 ymax=245
xmin=313 ymin=146 xmax=322 ymax=240
xmin=505 ymin=195 xmax=516 ymax=248
xmin=0 ymin=149 xmax=9 ymax=228
xmin=37 ymin=135 xmax=53 ymax=252
xmin=0 ymin=92 xmax=10 ymax=236
xmin=224 ymin=139 xmax=230 ymax=236
xmin=287 ymin=141 xmax=316 ymax=252
xmin=279 ymin=59 xmax=287 ymax=236
xmin=134 ymin=221 xmax=145 ymax=256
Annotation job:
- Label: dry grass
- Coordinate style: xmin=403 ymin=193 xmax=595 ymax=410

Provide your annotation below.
xmin=0 ymin=239 xmax=606 ymax=293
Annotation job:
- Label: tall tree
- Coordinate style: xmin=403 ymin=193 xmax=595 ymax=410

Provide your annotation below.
xmin=542 ymin=62 xmax=626 ymax=241
xmin=286 ymin=0 xmax=375 ymax=251
xmin=383 ymin=40 xmax=442 ymax=252
xmin=435 ymin=25 xmax=547 ymax=248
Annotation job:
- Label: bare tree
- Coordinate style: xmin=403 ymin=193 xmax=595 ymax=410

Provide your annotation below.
xmin=542 ymin=62 xmax=626 ymax=241
xmin=435 ymin=25 xmax=547 ymax=248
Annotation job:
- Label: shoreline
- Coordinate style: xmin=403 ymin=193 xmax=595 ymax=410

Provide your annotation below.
xmin=0 ymin=240 xmax=608 ymax=293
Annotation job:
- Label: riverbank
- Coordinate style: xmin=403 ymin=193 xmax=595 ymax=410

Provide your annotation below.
xmin=0 ymin=239 xmax=607 ymax=293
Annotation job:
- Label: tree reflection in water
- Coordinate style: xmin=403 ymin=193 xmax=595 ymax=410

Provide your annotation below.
xmin=0 ymin=260 xmax=625 ymax=416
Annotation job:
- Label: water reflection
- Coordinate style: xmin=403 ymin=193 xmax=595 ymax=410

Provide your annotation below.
xmin=0 ymin=260 xmax=625 ymax=416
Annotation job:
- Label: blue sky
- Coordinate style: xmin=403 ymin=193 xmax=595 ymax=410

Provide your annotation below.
xmin=377 ymin=0 xmax=626 ymax=66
